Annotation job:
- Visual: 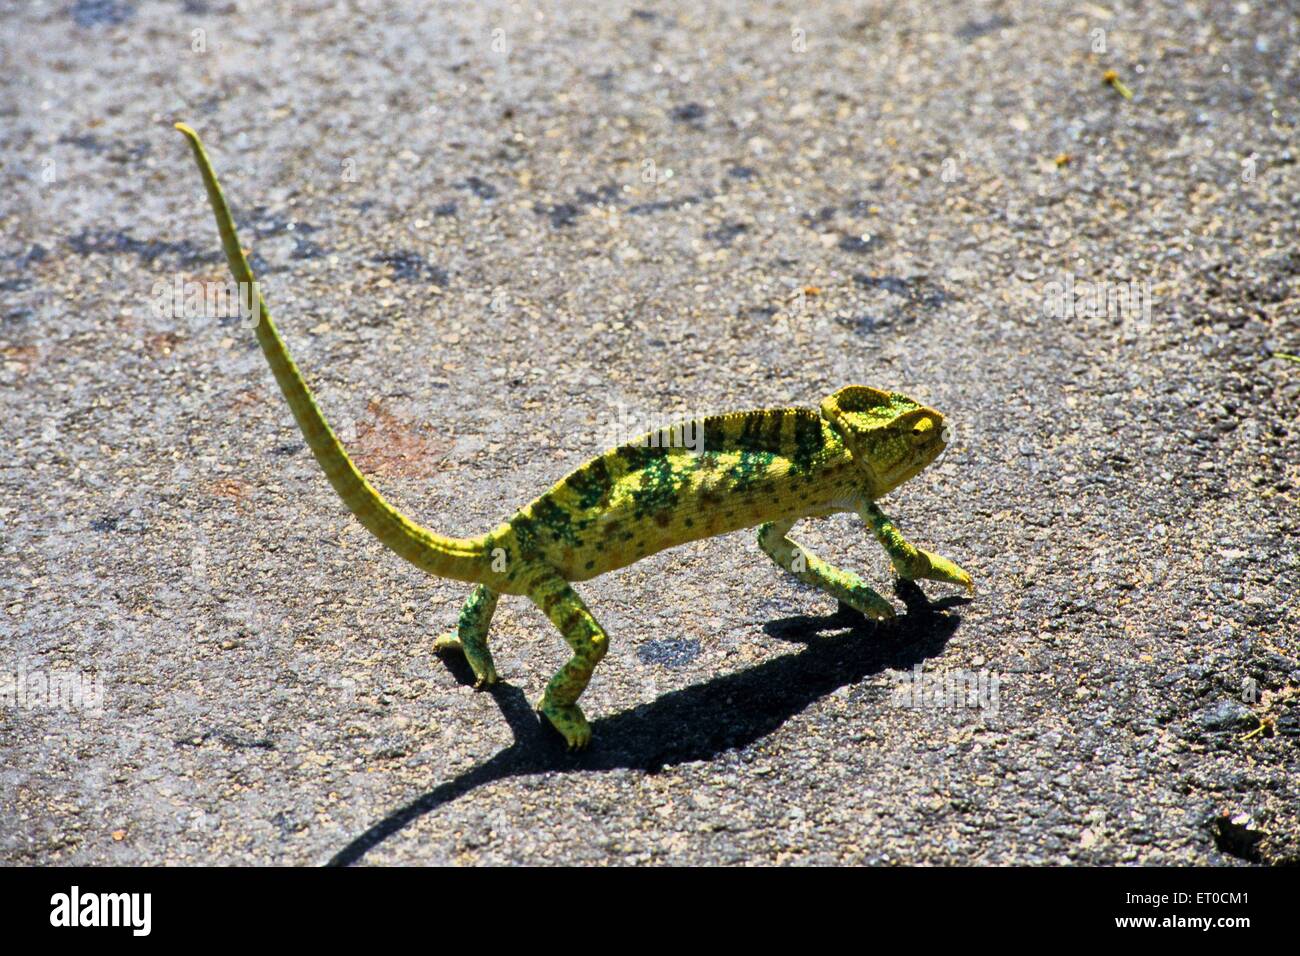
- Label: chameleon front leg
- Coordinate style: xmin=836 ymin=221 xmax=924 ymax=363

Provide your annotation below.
xmin=757 ymin=519 xmax=895 ymax=619
xmin=859 ymin=501 xmax=974 ymax=592
xmin=524 ymin=567 xmax=609 ymax=749
xmin=433 ymin=585 xmax=500 ymax=687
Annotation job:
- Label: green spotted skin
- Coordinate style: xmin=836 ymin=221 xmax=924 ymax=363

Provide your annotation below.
xmin=493 ymin=410 xmax=858 ymax=584
xmin=177 ymin=124 xmax=973 ymax=749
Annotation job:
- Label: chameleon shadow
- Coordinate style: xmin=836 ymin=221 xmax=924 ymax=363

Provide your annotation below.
xmin=325 ymin=580 xmax=964 ymax=866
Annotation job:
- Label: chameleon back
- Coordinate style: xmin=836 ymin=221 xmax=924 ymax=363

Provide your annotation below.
xmin=506 ymin=408 xmax=863 ymax=581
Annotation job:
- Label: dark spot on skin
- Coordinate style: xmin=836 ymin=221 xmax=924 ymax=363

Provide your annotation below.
xmin=510 ymin=517 xmax=540 ymax=555
xmin=564 ymin=458 xmax=613 ymax=510
xmin=585 ymin=560 xmax=595 ymax=570
xmin=764 ymin=410 xmax=785 ymax=448
xmin=725 ymin=449 xmax=776 ymax=492
xmin=792 ymin=413 xmax=825 ymax=471
xmin=684 ymin=517 xmax=694 ymax=527
xmin=738 ymin=414 xmax=766 ymax=451
xmin=531 ymin=498 xmax=582 ymax=546
xmin=630 ymin=454 xmax=685 ymax=519
xmin=615 ymin=444 xmax=658 ymax=472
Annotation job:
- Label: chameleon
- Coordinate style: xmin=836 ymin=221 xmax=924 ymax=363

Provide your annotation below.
xmin=175 ymin=123 xmax=974 ymax=749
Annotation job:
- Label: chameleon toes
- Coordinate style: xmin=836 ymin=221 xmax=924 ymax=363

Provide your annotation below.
xmin=844 ymin=587 xmax=896 ymax=620
xmin=939 ymin=557 xmax=976 ymax=594
xmin=433 ymin=630 xmax=499 ymax=687
xmin=538 ymin=701 xmax=592 ymax=749
xmin=432 ymin=634 xmax=462 ymax=653
xmin=948 ymin=564 xmax=976 ymax=595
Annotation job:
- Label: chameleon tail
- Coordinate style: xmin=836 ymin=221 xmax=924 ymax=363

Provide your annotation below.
xmin=174 ymin=123 xmax=490 ymax=585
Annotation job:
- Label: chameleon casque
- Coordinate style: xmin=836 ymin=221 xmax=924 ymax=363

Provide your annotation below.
xmin=176 ymin=124 xmax=974 ymax=749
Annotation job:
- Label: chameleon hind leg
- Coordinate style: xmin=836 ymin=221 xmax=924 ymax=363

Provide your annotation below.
xmin=860 ymin=502 xmax=974 ymax=593
xmin=433 ymin=585 xmax=500 ymax=687
xmin=525 ymin=568 xmax=609 ymax=749
xmin=758 ymin=518 xmax=895 ymax=619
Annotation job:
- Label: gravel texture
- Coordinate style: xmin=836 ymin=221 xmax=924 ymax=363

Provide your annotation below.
xmin=1 ymin=0 xmax=1297 ymax=865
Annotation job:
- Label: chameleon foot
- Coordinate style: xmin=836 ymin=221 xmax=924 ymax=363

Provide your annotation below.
xmin=433 ymin=634 xmax=499 ymax=688
xmin=839 ymin=584 xmax=896 ymax=620
xmin=432 ymin=633 xmax=461 ymax=653
xmin=538 ymin=700 xmax=592 ymax=749
xmin=928 ymin=552 xmax=975 ymax=594
xmin=892 ymin=548 xmax=975 ymax=594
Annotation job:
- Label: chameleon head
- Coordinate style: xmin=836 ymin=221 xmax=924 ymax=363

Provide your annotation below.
xmin=820 ymin=385 xmax=951 ymax=496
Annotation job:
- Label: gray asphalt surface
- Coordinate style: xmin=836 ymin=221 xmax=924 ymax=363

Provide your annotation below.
xmin=2 ymin=0 xmax=1297 ymax=865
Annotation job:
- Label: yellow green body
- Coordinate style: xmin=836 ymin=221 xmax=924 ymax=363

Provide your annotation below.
xmin=175 ymin=124 xmax=974 ymax=748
